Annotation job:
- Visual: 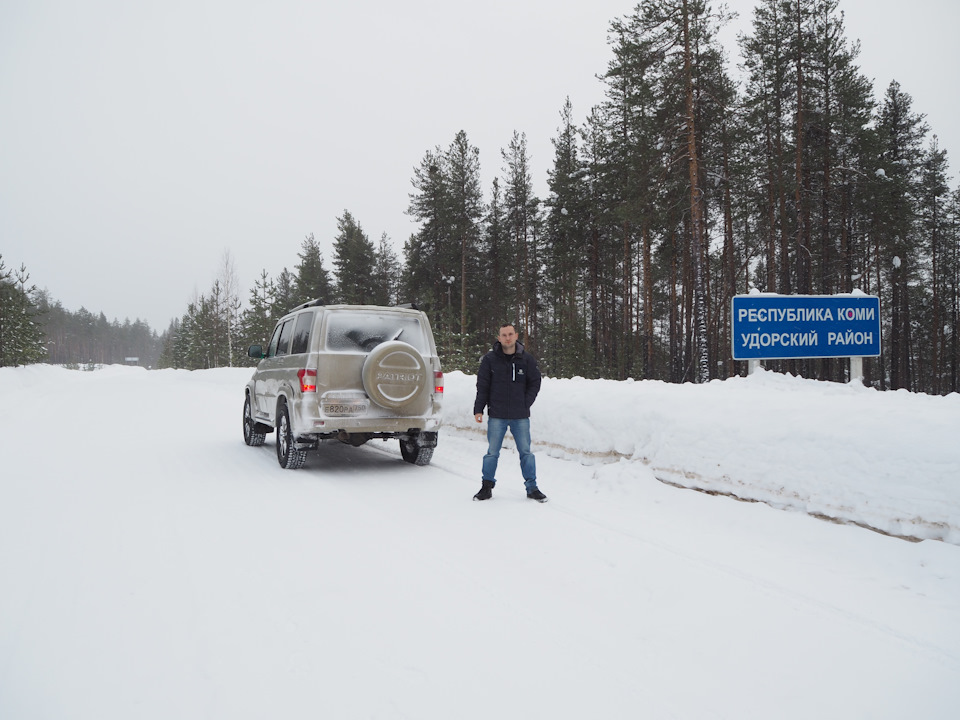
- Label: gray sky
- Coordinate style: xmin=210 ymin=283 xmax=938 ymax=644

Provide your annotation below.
xmin=2 ymin=0 xmax=957 ymax=331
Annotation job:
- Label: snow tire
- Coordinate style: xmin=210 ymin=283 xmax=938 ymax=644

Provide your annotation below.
xmin=243 ymin=395 xmax=266 ymax=447
xmin=400 ymin=438 xmax=434 ymax=466
xmin=276 ymin=401 xmax=307 ymax=469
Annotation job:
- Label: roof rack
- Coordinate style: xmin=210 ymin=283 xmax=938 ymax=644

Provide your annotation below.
xmin=291 ymin=298 xmax=325 ymax=312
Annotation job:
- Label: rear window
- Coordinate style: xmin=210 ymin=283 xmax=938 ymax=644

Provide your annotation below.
xmin=324 ymin=312 xmax=428 ymax=354
xmin=275 ymin=318 xmax=295 ymax=356
xmin=290 ymin=312 xmax=313 ymax=355
xmin=266 ymin=321 xmax=284 ymax=357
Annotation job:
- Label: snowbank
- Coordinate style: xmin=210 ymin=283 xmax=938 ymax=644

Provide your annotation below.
xmin=444 ymin=369 xmax=960 ymax=544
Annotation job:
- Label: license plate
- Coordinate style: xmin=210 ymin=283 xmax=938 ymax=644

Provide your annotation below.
xmin=323 ymin=400 xmax=368 ymax=417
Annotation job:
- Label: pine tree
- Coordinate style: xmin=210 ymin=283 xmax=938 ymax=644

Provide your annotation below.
xmin=917 ymin=137 xmax=951 ymax=393
xmin=404 ymin=133 xmax=484 ymax=344
xmin=372 ymin=234 xmax=402 ymax=306
xmin=444 ymin=131 xmax=484 ymax=337
xmin=478 ymin=176 xmax=512 ymax=338
xmin=157 ymin=318 xmax=180 ymax=369
xmin=241 ymin=269 xmax=278 ymax=357
xmin=273 ymin=268 xmax=297 ymax=317
xmin=295 ymin=233 xmax=334 ymax=305
xmin=501 ymin=131 xmax=541 ymax=352
xmin=543 ymin=98 xmax=591 ymax=377
xmin=217 ymin=250 xmax=242 ymax=367
xmin=178 ymin=300 xmax=203 ymax=369
xmin=606 ymin=0 xmax=729 ymax=383
xmin=578 ymin=107 xmax=619 ymax=377
xmin=822 ymin=23 xmax=876 ymax=299
xmin=0 ymin=256 xmax=46 ymax=367
xmin=332 ymin=211 xmax=377 ymax=305
xmin=405 ymin=146 xmax=449 ymax=313
xmin=739 ymin=0 xmax=877 ymax=380
xmin=207 ymin=280 xmax=230 ymax=368
xmin=600 ymin=14 xmax=665 ymax=379
xmin=946 ymin=187 xmax=960 ymax=393
xmin=741 ymin=0 xmax=796 ymax=296
xmin=874 ymin=81 xmax=928 ymax=390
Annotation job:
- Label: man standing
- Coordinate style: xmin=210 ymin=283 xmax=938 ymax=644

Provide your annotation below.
xmin=472 ymin=324 xmax=547 ymax=502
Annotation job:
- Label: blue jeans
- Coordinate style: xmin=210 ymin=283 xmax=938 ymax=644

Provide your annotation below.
xmin=482 ymin=417 xmax=537 ymax=491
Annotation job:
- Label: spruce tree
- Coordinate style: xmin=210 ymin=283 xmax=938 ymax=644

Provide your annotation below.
xmin=295 ymin=233 xmax=334 ymax=305
xmin=501 ymin=131 xmax=541 ymax=351
xmin=0 ymin=257 xmax=46 ymax=367
xmin=332 ymin=210 xmax=377 ymax=305
xmin=917 ymin=137 xmax=951 ymax=393
xmin=741 ymin=0 xmax=796 ymax=295
xmin=157 ymin=318 xmax=181 ymax=369
xmin=241 ymin=269 xmax=278 ymax=356
xmin=946 ymin=187 xmax=960 ymax=393
xmin=543 ymin=98 xmax=590 ymax=377
xmin=273 ymin=269 xmax=298 ymax=316
xmin=444 ymin=131 xmax=484 ymax=337
xmin=478 ymin=177 xmax=511 ymax=339
xmin=405 ymin=147 xmax=449 ymax=313
xmin=372 ymin=233 xmax=402 ymax=306
xmin=875 ymin=81 xmax=928 ymax=390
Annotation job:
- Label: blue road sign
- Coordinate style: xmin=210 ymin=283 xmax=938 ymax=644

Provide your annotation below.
xmin=731 ymin=294 xmax=881 ymax=360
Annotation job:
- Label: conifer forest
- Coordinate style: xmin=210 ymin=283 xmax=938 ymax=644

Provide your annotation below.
xmin=4 ymin=0 xmax=959 ymax=395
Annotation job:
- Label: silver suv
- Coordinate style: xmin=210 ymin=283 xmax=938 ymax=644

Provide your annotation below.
xmin=243 ymin=301 xmax=443 ymax=469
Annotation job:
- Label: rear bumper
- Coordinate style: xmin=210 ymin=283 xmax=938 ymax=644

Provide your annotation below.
xmin=292 ymin=411 xmax=441 ymax=437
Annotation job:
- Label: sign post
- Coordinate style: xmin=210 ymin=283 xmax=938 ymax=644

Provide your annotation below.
xmin=731 ymin=294 xmax=881 ymax=381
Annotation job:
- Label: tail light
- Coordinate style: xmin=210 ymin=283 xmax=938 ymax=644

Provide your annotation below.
xmin=297 ymin=369 xmax=317 ymax=393
xmin=434 ymin=371 xmax=444 ymax=394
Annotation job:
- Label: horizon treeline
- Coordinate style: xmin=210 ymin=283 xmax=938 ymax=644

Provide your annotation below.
xmin=7 ymin=0 xmax=959 ymax=396
xmin=1 ymin=251 xmax=163 ymax=368
xmin=40 ymin=298 xmax=162 ymax=368
xmin=0 ymin=252 xmax=163 ymax=368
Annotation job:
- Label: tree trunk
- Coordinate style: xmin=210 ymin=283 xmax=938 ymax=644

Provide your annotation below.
xmin=460 ymin=234 xmax=468 ymax=339
xmin=722 ymin=128 xmax=736 ymax=378
xmin=794 ymin=0 xmax=811 ymax=296
xmin=682 ymin=0 xmax=710 ymax=383
xmin=642 ymin=221 xmax=654 ymax=378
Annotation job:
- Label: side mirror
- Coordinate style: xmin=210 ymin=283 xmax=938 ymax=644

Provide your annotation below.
xmin=248 ymin=345 xmax=264 ymax=359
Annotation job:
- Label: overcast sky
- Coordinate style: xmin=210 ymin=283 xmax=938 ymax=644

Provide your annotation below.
xmin=2 ymin=0 xmax=958 ymax=331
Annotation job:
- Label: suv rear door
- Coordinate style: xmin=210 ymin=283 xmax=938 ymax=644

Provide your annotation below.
xmin=255 ymin=316 xmax=296 ymax=422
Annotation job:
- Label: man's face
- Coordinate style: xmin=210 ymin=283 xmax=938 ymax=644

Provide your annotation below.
xmin=498 ymin=325 xmax=518 ymax=352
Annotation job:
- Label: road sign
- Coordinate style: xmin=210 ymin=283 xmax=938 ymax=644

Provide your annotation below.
xmin=731 ymin=294 xmax=881 ymax=361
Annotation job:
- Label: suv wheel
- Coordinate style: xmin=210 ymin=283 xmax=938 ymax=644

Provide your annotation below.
xmin=243 ymin=395 xmax=266 ymax=447
xmin=400 ymin=438 xmax=434 ymax=466
xmin=276 ymin=401 xmax=307 ymax=469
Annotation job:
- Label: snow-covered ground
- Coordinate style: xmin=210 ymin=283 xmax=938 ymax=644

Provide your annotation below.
xmin=1 ymin=364 xmax=958 ymax=719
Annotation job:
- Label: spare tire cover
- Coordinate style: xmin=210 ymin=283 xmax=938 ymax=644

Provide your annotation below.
xmin=361 ymin=340 xmax=429 ymax=409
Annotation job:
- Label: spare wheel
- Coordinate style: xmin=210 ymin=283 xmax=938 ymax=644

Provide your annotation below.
xmin=362 ymin=340 xmax=429 ymax=409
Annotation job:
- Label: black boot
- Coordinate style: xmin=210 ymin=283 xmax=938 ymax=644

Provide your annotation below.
xmin=473 ymin=479 xmax=495 ymax=501
xmin=526 ymin=488 xmax=548 ymax=503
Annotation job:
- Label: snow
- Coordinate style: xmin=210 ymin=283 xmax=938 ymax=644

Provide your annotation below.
xmin=445 ymin=368 xmax=960 ymax=544
xmin=1 ymin=364 xmax=959 ymax=719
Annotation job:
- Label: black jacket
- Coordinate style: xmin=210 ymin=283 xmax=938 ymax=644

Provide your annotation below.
xmin=473 ymin=341 xmax=542 ymax=419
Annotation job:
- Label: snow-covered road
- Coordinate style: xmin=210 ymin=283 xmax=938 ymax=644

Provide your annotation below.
xmin=1 ymin=365 xmax=958 ymax=719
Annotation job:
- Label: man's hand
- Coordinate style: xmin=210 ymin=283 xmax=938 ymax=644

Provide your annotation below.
xmin=474 ymin=413 xmax=483 ymax=423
